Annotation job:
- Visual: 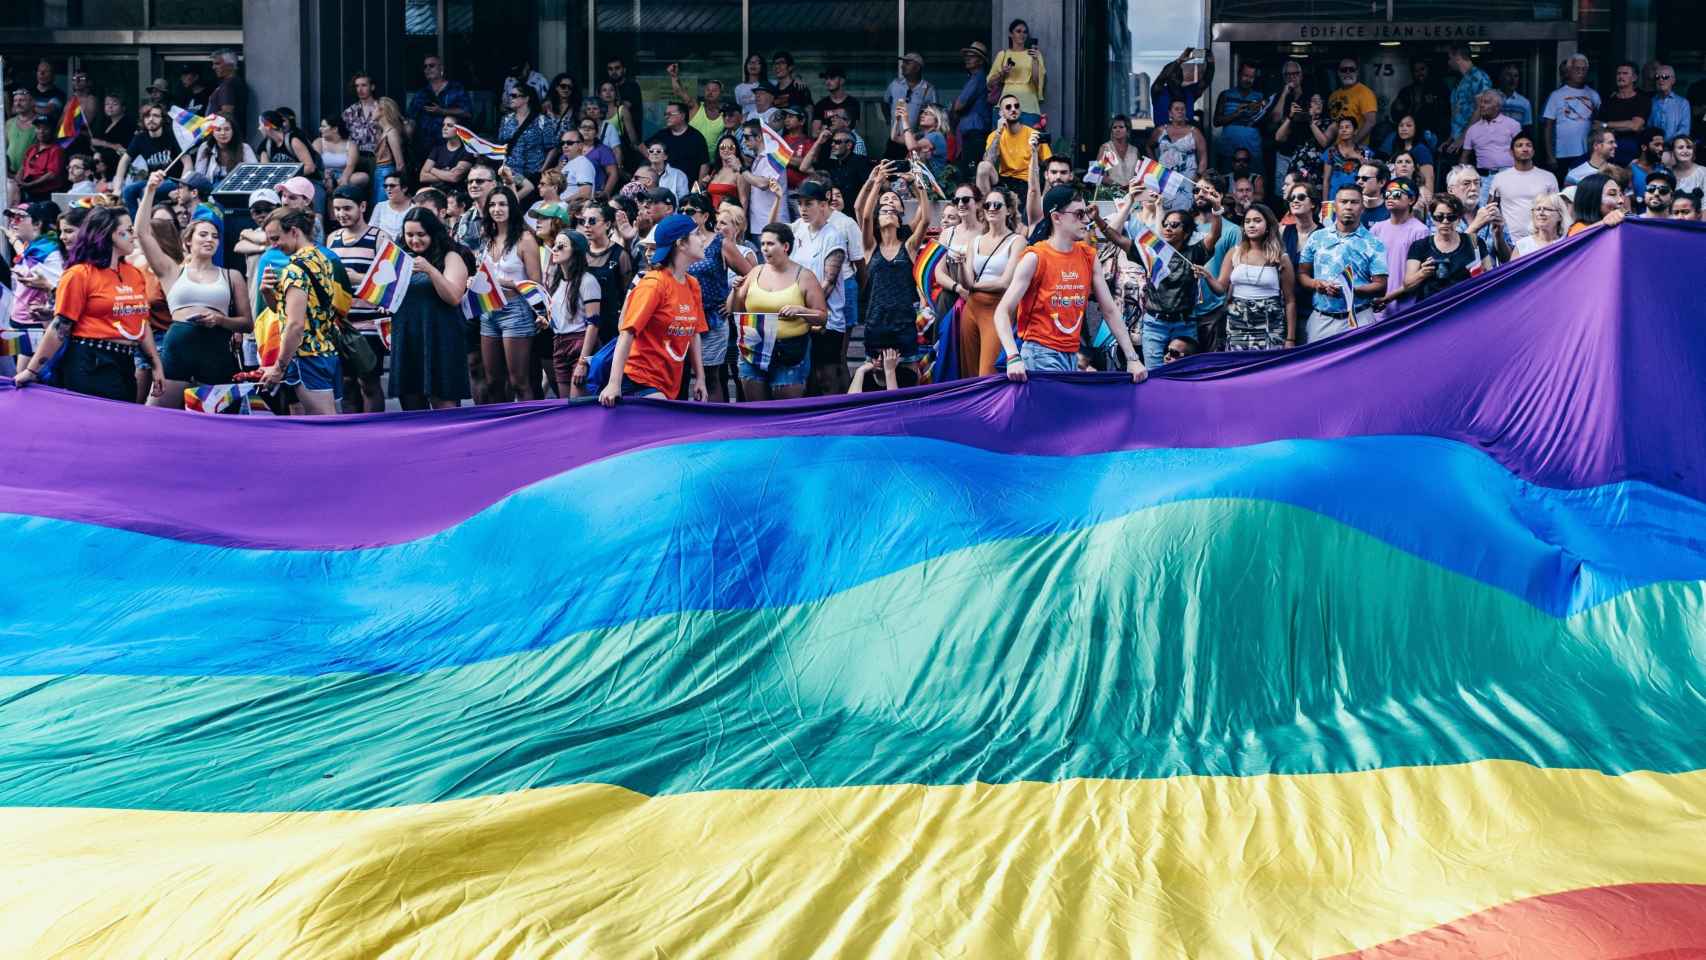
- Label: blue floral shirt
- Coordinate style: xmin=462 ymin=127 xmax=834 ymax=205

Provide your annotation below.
xmin=497 ymin=111 xmax=555 ymax=178
xmin=1451 ymin=67 xmax=1492 ymax=140
xmin=1299 ymin=224 xmax=1388 ymax=314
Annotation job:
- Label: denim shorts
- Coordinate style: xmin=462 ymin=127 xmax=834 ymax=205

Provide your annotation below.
xmin=285 ymin=352 xmax=344 ymax=398
xmin=1019 ymin=340 xmax=1077 ymax=372
xmin=480 ymin=299 xmax=538 ymax=340
xmin=739 ymin=337 xmax=812 ymax=386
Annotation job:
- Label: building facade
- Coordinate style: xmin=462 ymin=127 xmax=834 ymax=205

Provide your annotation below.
xmin=0 ymin=0 xmax=1689 ymax=168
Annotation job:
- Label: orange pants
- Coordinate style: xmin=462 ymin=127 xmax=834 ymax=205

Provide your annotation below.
xmin=957 ymin=291 xmax=1003 ymax=379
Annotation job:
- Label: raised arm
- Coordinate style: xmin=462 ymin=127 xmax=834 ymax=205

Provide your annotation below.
xmin=134 ymin=172 xmax=181 ymax=281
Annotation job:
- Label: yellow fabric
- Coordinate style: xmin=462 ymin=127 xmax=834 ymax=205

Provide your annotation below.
xmin=744 ymin=270 xmax=809 ymax=339
xmin=987 ymin=49 xmax=1045 ymax=117
xmin=986 ymin=123 xmax=1050 ymax=180
xmin=1328 ymin=83 xmax=1378 ymax=126
xmin=9 ymin=761 xmax=1706 ymax=958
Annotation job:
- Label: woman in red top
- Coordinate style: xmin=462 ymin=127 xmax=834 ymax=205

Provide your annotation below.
xmin=600 ymin=213 xmax=709 ymax=405
xmin=15 ymin=205 xmax=165 ymax=401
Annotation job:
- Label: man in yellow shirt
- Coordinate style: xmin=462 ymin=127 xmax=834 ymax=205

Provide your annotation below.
xmin=1327 ymin=57 xmax=1378 ymax=145
xmin=979 ymin=94 xmax=1050 ymax=194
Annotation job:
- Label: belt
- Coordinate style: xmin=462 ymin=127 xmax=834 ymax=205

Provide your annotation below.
xmin=70 ymin=336 xmax=137 ymax=354
xmin=1315 ymin=306 xmax=1363 ymax=319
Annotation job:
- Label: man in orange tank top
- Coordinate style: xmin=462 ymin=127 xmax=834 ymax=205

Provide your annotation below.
xmin=993 ymin=185 xmax=1146 ymax=383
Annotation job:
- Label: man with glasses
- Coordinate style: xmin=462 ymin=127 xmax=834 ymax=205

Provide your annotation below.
xmin=1369 ymin=178 xmax=1427 ymax=320
xmin=994 ymin=186 xmax=1144 ymax=383
xmin=980 ymin=94 xmax=1049 ymax=195
xmin=1649 ymin=65 xmax=1691 ymax=141
xmin=1328 ymin=58 xmax=1377 ymax=146
xmin=556 ymin=132 xmax=596 ymax=202
xmin=1444 ymin=164 xmax=1509 ymax=269
xmin=1488 ymin=131 xmax=1558 ymax=239
xmin=1298 ymin=184 xmax=1387 ymax=341
xmin=740 ymin=119 xmax=787 ymax=236
xmin=1355 ymin=161 xmax=1390 ymax=226
xmin=648 ymin=99 xmax=711 ymax=186
xmin=1639 ymin=170 xmax=1676 ymax=217
xmin=801 ymin=123 xmax=872 ymax=201
xmin=406 ymin=55 xmax=472 ymax=161
xmin=459 ymin=165 xmax=498 ymax=246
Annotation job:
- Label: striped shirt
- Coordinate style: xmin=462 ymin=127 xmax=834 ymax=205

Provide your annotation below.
xmin=328 ymin=224 xmax=384 ymax=330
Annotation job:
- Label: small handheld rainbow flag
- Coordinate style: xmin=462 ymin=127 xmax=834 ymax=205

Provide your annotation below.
xmin=55 ymin=97 xmax=88 ymax=146
xmin=184 ymin=382 xmax=258 ymax=415
xmin=913 ymin=240 xmax=949 ymax=305
xmin=1084 ymin=150 xmax=1112 ymax=186
xmin=515 ymin=279 xmax=549 ymax=316
xmin=758 ymin=122 xmax=792 ymax=174
xmin=0 ymin=331 xmax=25 ymax=358
xmin=1132 ymin=227 xmax=1176 ymax=286
xmin=375 ymin=316 xmax=393 ymax=351
xmin=1135 ymin=157 xmax=1192 ymax=201
xmin=1341 ymin=264 xmax=1359 ymax=325
xmin=462 ymin=259 xmax=507 ymax=319
xmin=450 ymin=124 xmax=507 ymax=161
xmin=353 ymin=232 xmax=413 ymax=314
xmin=168 ymin=106 xmax=214 ymax=150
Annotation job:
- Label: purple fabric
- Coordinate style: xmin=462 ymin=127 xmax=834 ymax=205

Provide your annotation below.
xmin=1 ymin=220 xmax=1702 ymax=550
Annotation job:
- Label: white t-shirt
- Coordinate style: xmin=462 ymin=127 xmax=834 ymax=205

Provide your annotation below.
xmin=1542 ymin=84 xmax=1601 ymax=158
xmin=789 ymin=217 xmax=849 ymax=331
xmin=1489 ymin=166 xmax=1560 ymax=239
xmin=370 ymin=201 xmax=409 ymax=239
xmin=827 ymin=209 xmax=865 ymax=265
xmin=563 ymin=154 xmax=597 ymax=197
xmin=1512 ymin=234 xmax=1554 ymax=259
xmin=747 ymin=156 xmax=789 ymax=236
xmin=1565 ymin=160 xmax=1600 ymax=186
xmin=548 ymin=272 xmax=603 ymax=334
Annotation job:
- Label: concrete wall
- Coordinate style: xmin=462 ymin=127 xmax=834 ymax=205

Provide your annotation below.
xmin=992 ymin=0 xmax=1075 ymax=153
xmin=242 ymin=0 xmax=308 ymax=120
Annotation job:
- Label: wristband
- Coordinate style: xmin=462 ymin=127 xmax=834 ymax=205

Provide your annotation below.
xmin=1006 ymin=356 xmax=1024 ymax=366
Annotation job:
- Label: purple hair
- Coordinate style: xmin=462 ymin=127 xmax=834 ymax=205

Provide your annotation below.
xmin=66 ymin=205 xmax=129 ymax=269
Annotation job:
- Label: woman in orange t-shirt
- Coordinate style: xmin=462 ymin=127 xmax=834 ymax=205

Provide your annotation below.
xmin=600 ymin=213 xmax=709 ymax=405
xmin=14 ymin=206 xmax=165 ymax=402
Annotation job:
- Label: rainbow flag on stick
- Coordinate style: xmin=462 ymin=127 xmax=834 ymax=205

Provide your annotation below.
xmin=1131 ymin=227 xmax=1176 ymax=286
xmin=757 ymin=121 xmax=792 ymax=174
xmin=183 ymin=382 xmax=257 ymax=415
xmin=1135 ymin=157 xmax=1192 ymax=202
xmin=914 ymin=240 xmax=949 ymax=307
xmin=450 ymin=124 xmax=507 ymax=161
xmin=55 ymin=98 xmax=87 ymax=146
xmin=374 ymin=316 xmax=392 ymax=351
xmin=461 ymin=259 xmax=507 ymax=319
xmin=353 ymin=233 xmax=413 ymax=315
xmin=168 ymin=106 xmax=214 ymax=151
xmin=515 ymin=280 xmax=548 ymax=316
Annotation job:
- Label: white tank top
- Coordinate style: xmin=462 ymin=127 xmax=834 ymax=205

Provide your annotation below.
xmin=487 ymin=242 xmax=527 ymax=284
xmin=1230 ymin=261 xmax=1281 ymax=300
xmin=166 ymin=265 xmax=232 ymax=315
xmin=971 ymin=234 xmax=1016 ymax=282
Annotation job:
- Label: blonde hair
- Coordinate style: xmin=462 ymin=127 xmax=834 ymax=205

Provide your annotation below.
xmin=1529 ymin=190 xmax=1572 ymax=236
xmin=377 ymin=97 xmax=404 ymax=132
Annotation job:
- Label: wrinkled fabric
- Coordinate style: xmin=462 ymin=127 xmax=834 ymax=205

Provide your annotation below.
xmin=2 ymin=221 xmax=1705 ymax=957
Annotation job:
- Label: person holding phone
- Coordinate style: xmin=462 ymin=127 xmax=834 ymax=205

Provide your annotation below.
xmin=988 ymin=19 xmax=1046 ymax=127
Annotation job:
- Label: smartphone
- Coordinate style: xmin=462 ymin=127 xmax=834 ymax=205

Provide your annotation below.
xmin=891 ymin=159 xmax=913 ymax=174
xmin=1024 ymin=37 xmax=1038 ymax=51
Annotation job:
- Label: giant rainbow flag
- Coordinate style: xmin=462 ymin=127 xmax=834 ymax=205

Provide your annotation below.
xmin=3 ymin=221 xmax=1706 ymax=956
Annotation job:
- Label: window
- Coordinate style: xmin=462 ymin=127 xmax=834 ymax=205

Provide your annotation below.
xmin=152 ymin=0 xmax=242 ymax=27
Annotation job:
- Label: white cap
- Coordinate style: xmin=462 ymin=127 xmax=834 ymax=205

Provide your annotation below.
xmin=248 ymin=187 xmax=282 ymax=208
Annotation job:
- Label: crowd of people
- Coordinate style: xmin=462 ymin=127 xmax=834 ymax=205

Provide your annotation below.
xmin=1 ymin=44 xmax=1686 ymax=415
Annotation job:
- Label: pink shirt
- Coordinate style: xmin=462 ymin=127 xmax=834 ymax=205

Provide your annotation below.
xmin=1462 ymin=115 xmax=1521 ymax=171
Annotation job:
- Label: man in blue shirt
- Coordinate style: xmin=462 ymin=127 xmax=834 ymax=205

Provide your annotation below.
xmin=1498 ymin=64 xmax=1533 ymax=127
xmin=1298 ymin=184 xmax=1388 ymax=342
xmin=1214 ymin=61 xmax=1269 ymax=175
xmin=1649 ymin=64 xmax=1692 ymax=141
xmin=1153 ymin=47 xmax=1214 ymax=126
xmin=951 ymin=42 xmax=994 ymax=184
xmin=406 ymin=54 xmax=473 ymax=165
xmin=1444 ymin=46 xmax=1492 ymax=156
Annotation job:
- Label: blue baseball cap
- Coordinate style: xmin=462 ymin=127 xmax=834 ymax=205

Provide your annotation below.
xmin=648 ymin=213 xmax=695 ymax=265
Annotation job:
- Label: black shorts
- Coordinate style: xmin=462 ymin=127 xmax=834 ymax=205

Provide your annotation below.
xmin=61 ymin=339 xmax=137 ymax=402
xmin=159 ymin=322 xmax=239 ymax=385
xmin=810 ymin=329 xmax=846 ymax=367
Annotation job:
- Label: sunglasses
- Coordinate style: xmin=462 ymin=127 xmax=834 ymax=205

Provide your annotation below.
xmin=1164 ymin=347 xmax=1188 ymax=359
xmin=984 ymin=201 xmax=1005 ymax=211
xmin=1162 ymin=220 xmax=1186 ymax=230
xmin=562 ymin=139 xmax=582 ymax=146
xmin=1433 ymin=210 xmax=1458 ymax=222
xmin=1058 ymin=208 xmax=1087 ymax=220
xmin=576 ymin=216 xmax=599 ymax=226
xmin=833 ymin=138 xmax=853 ymax=145
xmin=1649 ymin=184 xmax=1673 ymax=193
xmin=1002 ymin=104 xmax=1020 ymax=111
xmin=954 ymin=196 xmax=976 ymax=205
xmin=1339 ymin=67 xmax=1358 ymax=74
xmin=1384 ymin=190 xmax=1411 ymax=200
xmin=1355 ymin=174 xmax=1375 ymax=182
xmin=385 ymin=182 xmax=403 ymax=189
xmin=1288 ymin=195 xmax=1311 ymax=203
xmin=468 ymin=177 xmax=495 ymax=185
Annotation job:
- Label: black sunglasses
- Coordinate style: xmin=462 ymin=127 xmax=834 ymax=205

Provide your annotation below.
xmin=1433 ymin=210 xmax=1458 ymax=222
xmin=954 ymin=195 xmax=975 ymax=205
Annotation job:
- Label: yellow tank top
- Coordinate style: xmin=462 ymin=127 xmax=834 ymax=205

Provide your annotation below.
xmin=746 ymin=268 xmax=809 ymax=339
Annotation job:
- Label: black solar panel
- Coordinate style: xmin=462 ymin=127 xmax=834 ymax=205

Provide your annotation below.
xmin=213 ymin=163 xmax=302 ymax=200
